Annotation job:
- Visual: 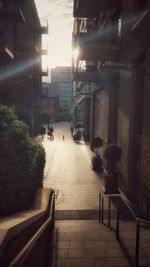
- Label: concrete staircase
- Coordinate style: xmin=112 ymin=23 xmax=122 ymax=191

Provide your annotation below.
xmin=51 ymin=219 xmax=131 ymax=267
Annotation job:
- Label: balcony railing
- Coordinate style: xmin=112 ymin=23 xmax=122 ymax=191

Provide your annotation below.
xmin=73 ymin=63 xmax=104 ymax=82
xmin=41 ymin=48 xmax=48 ymax=55
xmin=31 ymin=46 xmax=48 ymax=56
xmin=15 ymin=43 xmax=46 ymax=57
xmin=73 ymin=71 xmax=106 ymax=82
xmin=35 ymin=67 xmax=49 ymax=77
xmin=74 ymin=31 xmax=120 ymax=62
xmin=73 ymin=18 xmax=88 ymax=35
xmin=34 ymin=19 xmax=48 ymax=35
xmin=73 ymin=0 xmax=121 ymax=18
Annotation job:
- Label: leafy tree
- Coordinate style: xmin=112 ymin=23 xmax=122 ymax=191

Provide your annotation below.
xmin=0 ymin=104 xmax=45 ymax=215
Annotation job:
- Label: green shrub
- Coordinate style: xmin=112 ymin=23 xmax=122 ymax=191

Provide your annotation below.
xmin=91 ymin=137 xmax=103 ymax=155
xmin=32 ymin=142 xmax=46 ymax=189
xmin=103 ymin=144 xmax=121 ymax=173
xmin=0 ymin=104 xmax=45 ymax=216
xmin=103 ymin=144 xmax=121 ymax=161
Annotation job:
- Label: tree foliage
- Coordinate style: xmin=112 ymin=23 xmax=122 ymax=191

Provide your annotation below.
xmin=91 ymin=137 xmax=103 ymax=156
xmin=0 ymin=104 xmax=45 ymax=216
xmin=103 ymin=144 xmax=121 ymax=161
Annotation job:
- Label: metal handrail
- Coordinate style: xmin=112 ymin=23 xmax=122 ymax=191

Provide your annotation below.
xmin=99 ymin=188 xmax=150 ymax=267
xmin=119 ymin=189 xmax=150 ymax=225
xmin=10 ymin=192 xmax=55 ymax=267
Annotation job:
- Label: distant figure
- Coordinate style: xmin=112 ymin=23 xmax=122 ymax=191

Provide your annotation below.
xmin=70 ymin=125 xmax=74 ymax=136
xmin=73 ymin=130 xmax=81 ymax=142
xmin=63 ymin=135 xmax=64 ymax=140
xmin=76 ymin=129 xmax=81 ymax=140
xmin=48 ymin=125 xmax=54 ymax=140
xmin=40 ymin=126 xmax=46 ymax=140
xmin=50 ymin=126 xmax=54 ymax=135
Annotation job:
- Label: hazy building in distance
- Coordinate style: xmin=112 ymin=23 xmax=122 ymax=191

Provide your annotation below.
xmin=51 ymin=66 xmax=72 ymax=121
xmin=41 ymin=82 xmax=59 ymax=125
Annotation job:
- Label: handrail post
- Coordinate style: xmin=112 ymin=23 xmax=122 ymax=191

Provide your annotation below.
xmin=146 ymin=195 xmax=150 ymax=219
xmin=99 ymin=192 xmax=101 ymax=223
xmin=116 ymin=196 xmax=120 ymax=241
xmin=108 ymin=197 xmax=111 ymax=227
xmin=135 ymin=222 xmax=140 ymax=267
xmin=102 ymin=196 xmax=104 ymax=224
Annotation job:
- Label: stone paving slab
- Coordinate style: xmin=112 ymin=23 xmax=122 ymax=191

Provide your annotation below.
xmin=51 ymin=220 xmax=131 ymax=267
xmin=50 ymin=217 xmax=150 ymax=267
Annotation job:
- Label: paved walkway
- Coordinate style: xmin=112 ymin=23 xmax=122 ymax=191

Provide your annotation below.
xmin=42 ymin=121 xmax=101 ymax=214
xmin=38 ymin=122 xmax=150 ymax=267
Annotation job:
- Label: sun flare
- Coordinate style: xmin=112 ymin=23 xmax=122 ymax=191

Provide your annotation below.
xmin=41 ymin=16 xmax=73 ymax=69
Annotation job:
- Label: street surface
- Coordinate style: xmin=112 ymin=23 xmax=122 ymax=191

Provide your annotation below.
xmin=41 ymin=122 xmax=101 ymax=213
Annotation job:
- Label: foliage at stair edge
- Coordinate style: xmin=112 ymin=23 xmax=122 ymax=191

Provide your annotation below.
xmin=0 ymin=104 xmax=46 ymax=216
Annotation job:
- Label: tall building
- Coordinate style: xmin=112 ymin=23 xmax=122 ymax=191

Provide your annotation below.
xmin=72 ymin=0 xmax=150 ymax=217
xmin=51 ymin=66 xmax=72 ymax=121
xmin=41 ymin=82 xmax=59 ymax=124
xmin=0 ymin=0 xmax=48 ymax=136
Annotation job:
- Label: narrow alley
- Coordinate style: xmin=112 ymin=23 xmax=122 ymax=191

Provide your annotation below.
xmin=40 ymin=122 xmax=143 ymax=267
xmin=1 ymin=0 xmax=150 ymax=266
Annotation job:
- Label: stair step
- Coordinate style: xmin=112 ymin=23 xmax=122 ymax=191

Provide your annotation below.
xmin=50 ymin=220 xmax=150 ymax=267
xmin=56 ymin=210 xmax=98 ymax=220
xmin=50 ymin=220 xmax=131 ymax=267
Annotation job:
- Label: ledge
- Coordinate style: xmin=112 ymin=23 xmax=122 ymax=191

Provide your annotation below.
xmin=0 ymin=188 xmax=54 ymax=256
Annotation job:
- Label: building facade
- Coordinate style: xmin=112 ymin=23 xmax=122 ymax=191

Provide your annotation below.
xmin=41 ymin=82 xmax=59 ymax=125
xmin=72 ymin=0 xmax=150 ymax=217
xmin=0 ymin=0 xmax=48 ymax=136
xmin=51 ymin=66 xmax=72 ymax=121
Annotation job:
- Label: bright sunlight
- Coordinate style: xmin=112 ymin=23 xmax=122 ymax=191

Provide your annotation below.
xmin=35 ymin=0 xmax=73 ymax=69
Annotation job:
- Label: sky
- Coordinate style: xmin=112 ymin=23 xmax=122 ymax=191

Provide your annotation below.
xmin=35 ymin=0 xmax=73 ymax=69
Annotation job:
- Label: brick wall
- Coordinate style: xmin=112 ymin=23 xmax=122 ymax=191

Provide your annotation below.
xmin=142 ymin=55 xmax=150 ymax=192
xmin=117 ymin=70 xmax=132 ymax=195
xmin=118 ymin=0 xmax=150 ymax=207
xmin=93 ymin=88 xmax=109 ymax=143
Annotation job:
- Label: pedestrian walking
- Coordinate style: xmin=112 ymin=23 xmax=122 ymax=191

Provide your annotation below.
xmin=70 ymin=125 xmax=74 ymax=136
xmin=40 ymin=126 xmax=46 ymax=140
xmin=76 ymin=129 xmax=81 ymax=140
xmin=48 ymin=125 xmax=54 ymax=140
